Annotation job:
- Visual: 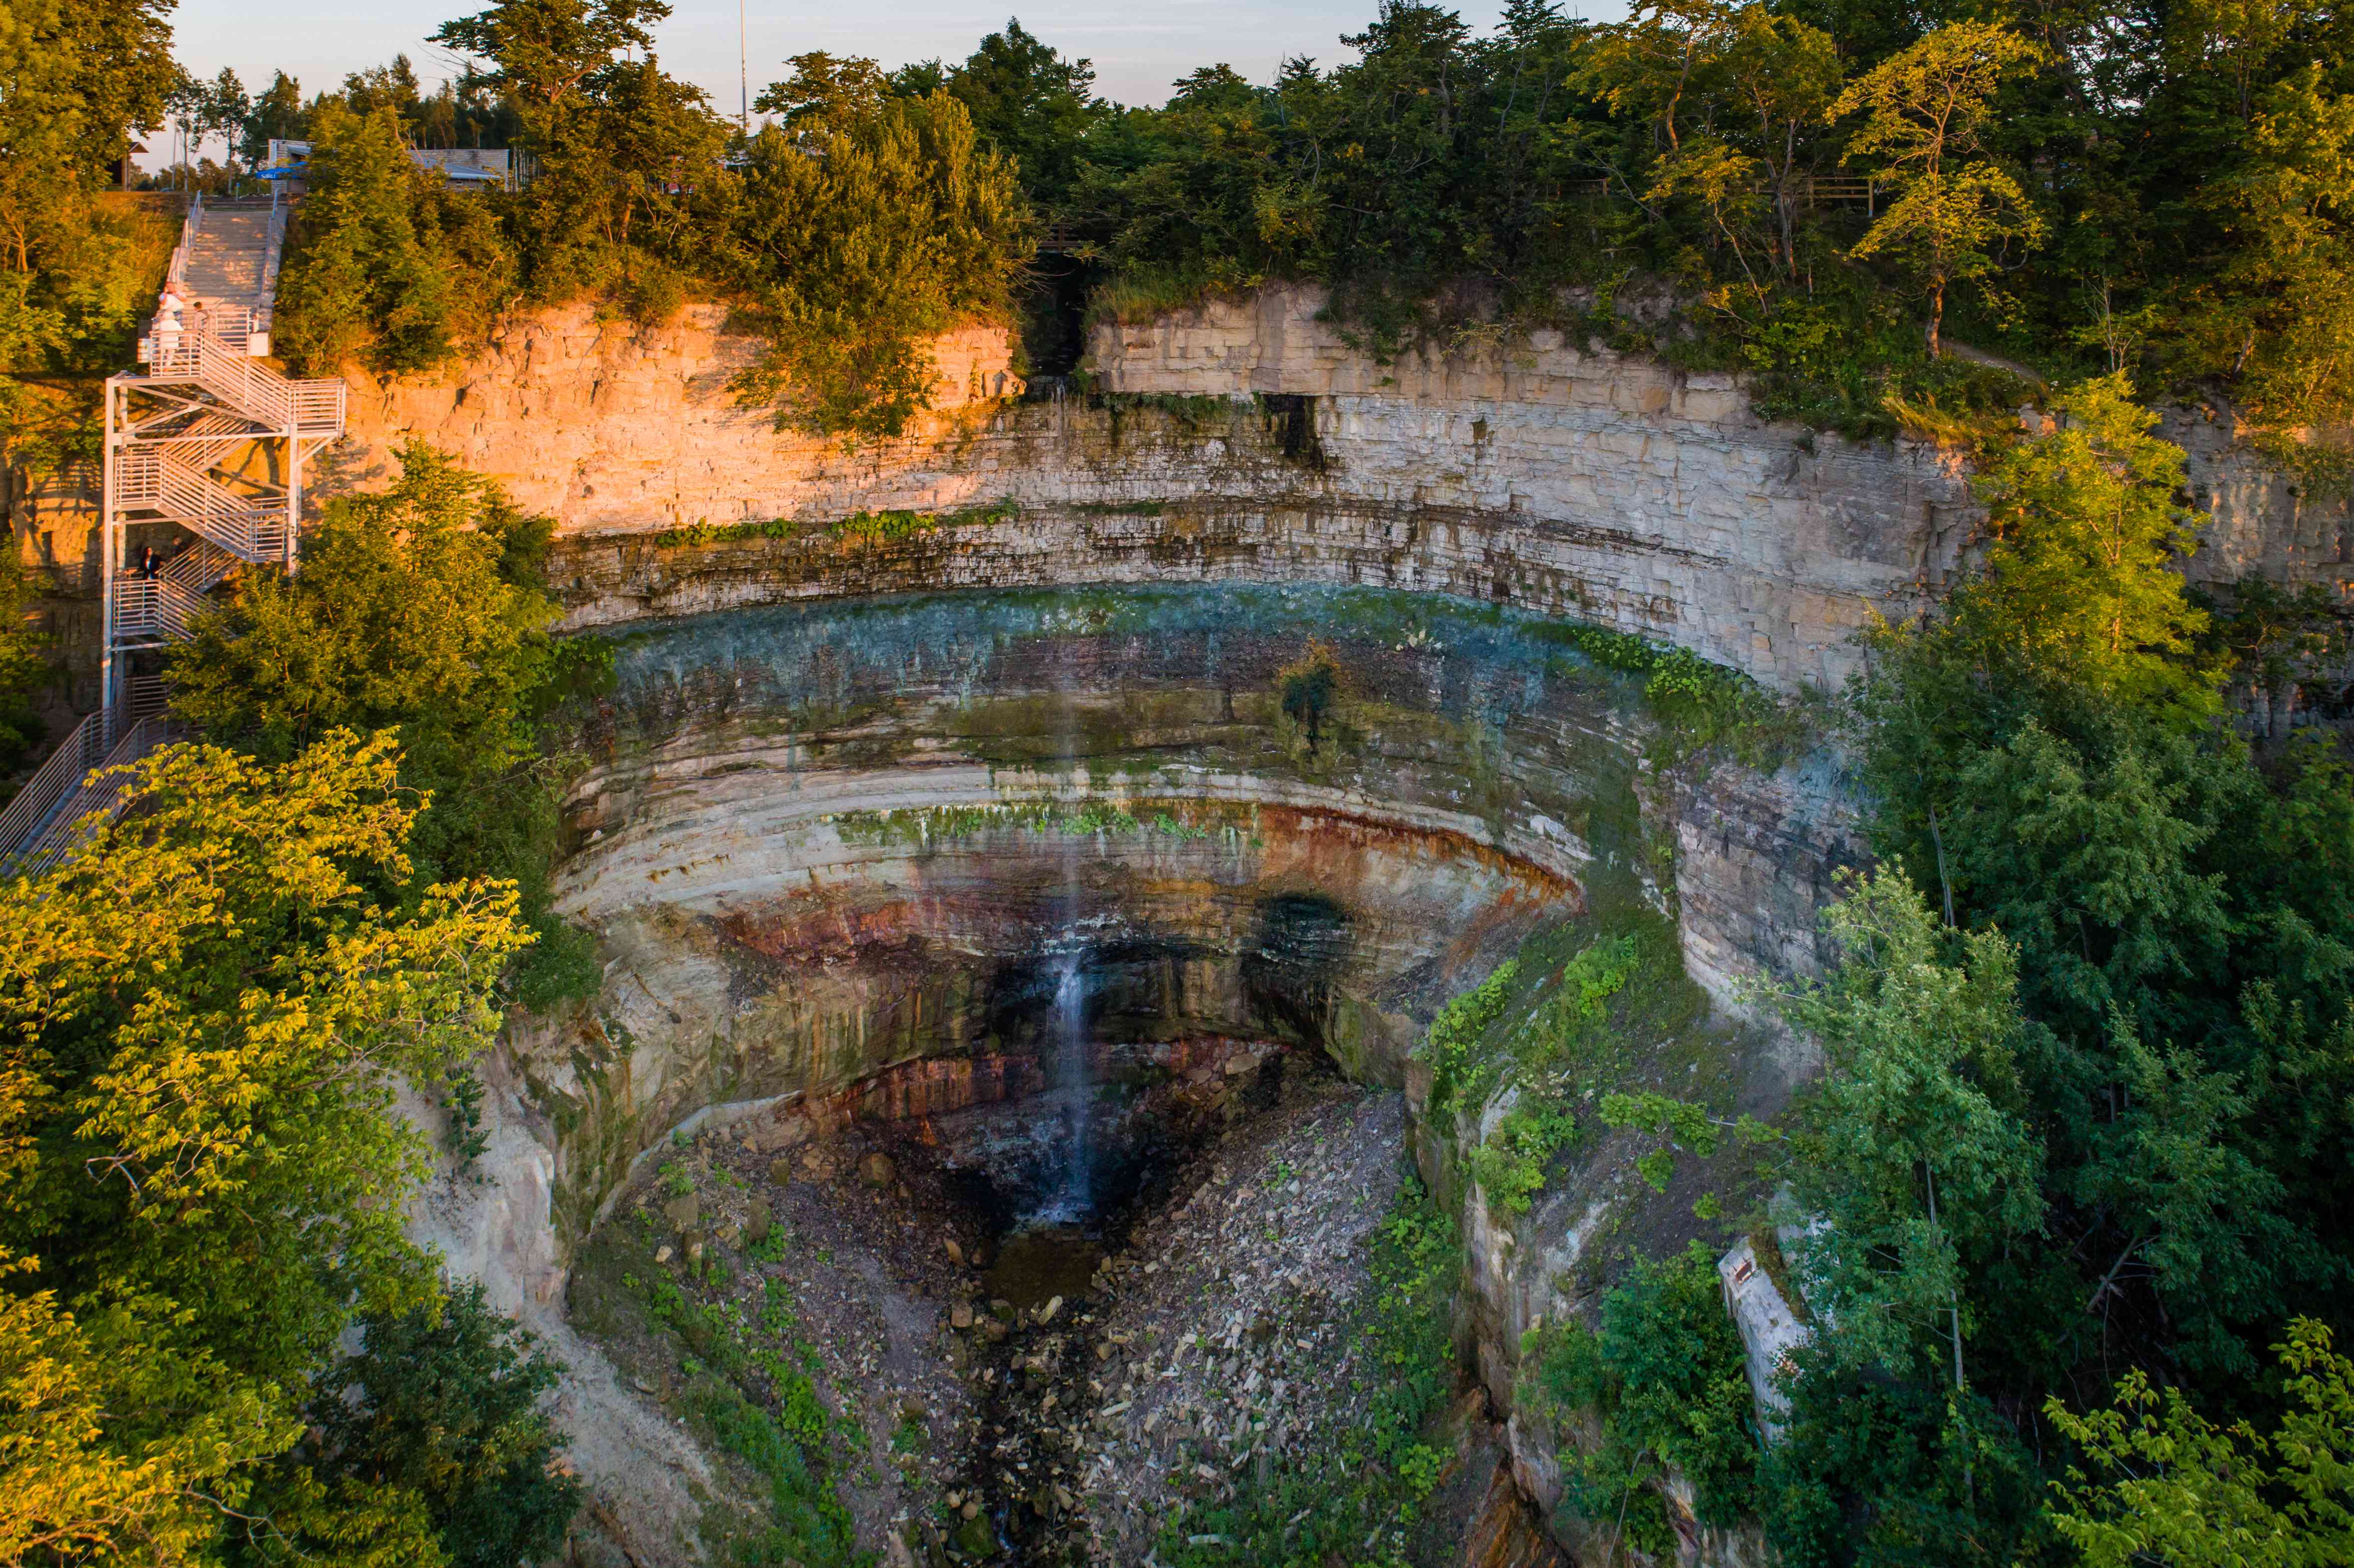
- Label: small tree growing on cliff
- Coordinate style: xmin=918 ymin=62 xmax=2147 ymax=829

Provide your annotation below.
xmin=1278 ymin=640 xmax=1345 ymax=755
xmin=1764 ymin=866 xmax=2046 ymax=1385
xmin=295 ymin=1281 xmax=581 ymax=1568
xmin=1961 ymin=374 xmax=2216 ymax=707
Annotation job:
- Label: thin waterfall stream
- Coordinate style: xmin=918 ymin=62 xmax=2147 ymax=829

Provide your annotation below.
xmin=1047 ymin=948 xmax=1092 ymax=1219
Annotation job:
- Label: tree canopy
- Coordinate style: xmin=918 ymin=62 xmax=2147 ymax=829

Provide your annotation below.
xmin=0 ymin=734 xmax=533 ymax=1563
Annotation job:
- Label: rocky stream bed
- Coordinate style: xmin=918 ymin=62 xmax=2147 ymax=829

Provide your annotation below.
xmin=566 ymin=1040 xmax=1560 ymax=1567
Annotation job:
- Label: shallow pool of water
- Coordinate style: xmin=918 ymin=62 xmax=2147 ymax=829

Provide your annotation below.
xmin=983 ymin=1224 xmax=1103 ymax=1309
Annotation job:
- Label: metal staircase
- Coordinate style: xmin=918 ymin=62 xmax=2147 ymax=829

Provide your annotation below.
xmin=0 ymin=193 xmax=346 ymax=875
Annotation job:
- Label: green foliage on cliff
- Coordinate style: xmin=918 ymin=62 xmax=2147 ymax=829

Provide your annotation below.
xmin=292 ymin=1282 xmax=582 ymax=1568
xmin=724 ymin=79 xmax=1031 ymax=439
xmin=1524 ymin=1241 xmax=1759 ymax=1552
xmin=1417 ymin=957 xmax=1521 ymax=1110
xmin=268 ymin=0 xmax=1035 ymax=438
xmin=574 ymin=1214 xmax=862 ymax=1567
xmin=1467 ymin=1100 xmax=1582 ymax=1215
xmin=2047 ymin=1318 xmax=2354 ymax=1567
xmin=967 ymin=0 xmax=2354 ymax=440
xmin=1619 ymin=393 xmax=2354 ymax=1563
xmin=0 ymin=552 xmax=48 ymax=784
xmin=0 ymin=0 xmax=181 ymax=475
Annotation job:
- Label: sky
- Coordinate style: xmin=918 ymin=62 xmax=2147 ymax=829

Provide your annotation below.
xmin=158 ymin=0 xmax=1627 ymax=155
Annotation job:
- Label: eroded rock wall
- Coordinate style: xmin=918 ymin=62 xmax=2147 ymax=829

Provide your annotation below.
xmin=324 ymin=288 xmax=2349 ymax=706
xmin=329 ymin=292 xmax=1988 ymax=693
xmin=535 ymin=586 xmax=1679 ymax=1242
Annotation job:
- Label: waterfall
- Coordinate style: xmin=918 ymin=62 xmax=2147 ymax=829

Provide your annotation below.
xmin=1048 ymin=947 xmax=1092 ymax=1217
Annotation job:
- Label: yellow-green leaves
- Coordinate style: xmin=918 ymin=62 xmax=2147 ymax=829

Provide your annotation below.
xmin=0 ymin=731 xmax=531 ymax=1562
xmin=2048 ymin=1318 xmax=2354 ymax=1567
xmin=1830 ymin=22 xmax=2047 ymax=354
xmin=0 ymin=1250 xmax=302 ymax=1563
xmin=1965 ymin=373 xmax=2217 ymax=705
xmin=2193 ymin=65 xmax=2354 ymax=435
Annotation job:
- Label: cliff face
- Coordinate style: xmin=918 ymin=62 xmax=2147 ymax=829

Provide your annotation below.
xmin=326 ymin=286 xmax=2349 ymax=702
xmin=333 ymin=291 xmax=1980 ymax=693
xmin=330 ymin=292 xmax=2334 ymax=1565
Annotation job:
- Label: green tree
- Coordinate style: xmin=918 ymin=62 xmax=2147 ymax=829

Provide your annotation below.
xmin=435 ymin=0 xmax=725 ymax=307
xmin=1763 ymin=867 xmax=2045 ymax=1384
xmin=2049 ymin=1318 xmax=2354 ymax=1566
xmin=275 ymin=102 xmax=461 ymax=373
xmin=1575 ymin=0 xmax=1741 ymax=160
xmin=2191 ymin=66 xmax=2354 ymax=433
xmin=1966 ymin=374 xmax=2217 ymax=705
xmin=0 ymin=732 xmax=529 ymax=1562
xmin=0 ymin=549 xmax=46 ymax=780
xmin=166 ymin=442 xmax=597 ymax=1006
xmin=1829 ymin=21 xmax=2047 ymax=357
xmin=945 ymin=17 xmax=1105 ymax=211
xmin=1597 ymin=1241 xmax=1761 ymax=1524
xmin=727 ymin=86 xmax=1030 ymax=438
xmin=240 ymin=70 xmax=307 ymax=169
xmin=0 ymin=0 xmax=180 ymax=470
xmin=433 ymin=0 xmax=666 ymax=109
xmin=752 ymin=50 xmax=888 ymax=129
xmin=296 ymin=1283 xmax=581 ymax=1568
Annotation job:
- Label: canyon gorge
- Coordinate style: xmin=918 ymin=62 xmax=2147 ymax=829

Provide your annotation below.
xmin=255 ymin=286 xmax=2352 ymax=1565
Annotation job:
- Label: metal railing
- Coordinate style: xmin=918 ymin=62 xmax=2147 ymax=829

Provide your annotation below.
xmin=111 ymin=575 xmax=216 ymax=644
xmin=0 ymin=712 xmax=112 ymax=871
xmin=159 ymin=536 xmax=243 ymax=593
xmin=116 ymin=446 xmax=289 ymax=559
xmin=3 ymin=717 xmax=189 ymax=880
xmin=1560 ymin=173 xmax=1881 ymax=210
xmin=166 ymin=408 xmax=276 ymax=477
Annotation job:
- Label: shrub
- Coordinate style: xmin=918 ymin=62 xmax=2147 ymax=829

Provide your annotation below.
xmin=297 ymin=1282 xmax=582 ymax=1568
xmin=1420 ymin=958 xmax=1522 ymax=1108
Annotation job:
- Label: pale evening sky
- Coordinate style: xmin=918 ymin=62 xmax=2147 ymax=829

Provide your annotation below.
xmin=158 ymin=0 xmax=1630 ymax=152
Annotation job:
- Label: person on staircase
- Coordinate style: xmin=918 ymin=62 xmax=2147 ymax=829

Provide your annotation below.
xmin=153 ymin=287 xmax=186 ymax=361
xmin=137 ymin=544 xmax=162 ymax=580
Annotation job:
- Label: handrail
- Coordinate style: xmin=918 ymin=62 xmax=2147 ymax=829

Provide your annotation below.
xmin=111 ymin=575 xmax=215 ymax=644
xmin=0 ymin=712 xmax=109 ymax=868
xmin=116 ymin=447 xmax=288 ymax=559
xmin=6 ymin=718 xmax=188 ymax=880
xmin=158 ymin=537 xmax=242 ymax=593
xmin=139 ymin=323 xmax=345 ymax=433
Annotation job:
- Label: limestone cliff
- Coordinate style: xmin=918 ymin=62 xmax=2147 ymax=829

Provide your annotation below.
xmin=323 ymin=285 xmax=2348 ymax=701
